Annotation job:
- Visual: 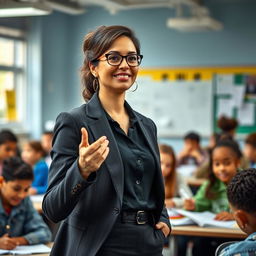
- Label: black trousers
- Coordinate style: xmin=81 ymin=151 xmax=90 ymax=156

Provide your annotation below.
xmin=96 ymin=216 xmax=165 ymax=256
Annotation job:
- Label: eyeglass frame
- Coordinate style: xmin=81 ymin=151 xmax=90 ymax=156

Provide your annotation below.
xmin=94 ymin=53 xmax=143 ymax=67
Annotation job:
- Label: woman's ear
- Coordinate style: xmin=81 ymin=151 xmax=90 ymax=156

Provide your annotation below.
xmin=89 ymin=62 xmax=97 ymax=78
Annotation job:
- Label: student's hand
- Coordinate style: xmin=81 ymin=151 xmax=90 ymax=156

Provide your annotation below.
xmin=28 ymin=187 xmax=37 ymax=195
xmin=78 ymin=127 xmax=110 ymax=179
xmin=215 ymin=211 xmax=234 ymax=221
xmin=184 ymin=198 xmax=195 ymax=211
xmin=0 ymin=234 xmax=18 ymax=250
xmin=190 ymin=149 xmax=203 ymax=163
xmin=155 ymin=222 xmax=171 ymax=237
xmin=165 ymin=198 xmax=176 ymax=208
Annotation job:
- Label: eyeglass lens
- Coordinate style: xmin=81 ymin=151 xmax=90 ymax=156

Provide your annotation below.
xmin=107 ymin=54 xmax=142 ymax=66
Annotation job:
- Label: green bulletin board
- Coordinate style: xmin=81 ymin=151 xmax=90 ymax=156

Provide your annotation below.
xmin=213 ymin=73 xmax=256 ymax=135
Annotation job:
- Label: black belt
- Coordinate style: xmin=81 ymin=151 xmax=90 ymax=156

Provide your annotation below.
xmin=120 ymin=210 xmax=154 ymax=225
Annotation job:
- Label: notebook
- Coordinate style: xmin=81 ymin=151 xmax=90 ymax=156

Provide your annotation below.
xmin=169 ymin=208 xmax=237 ymax=228
xmin=0 ymin=244 xmax=51 ymax=255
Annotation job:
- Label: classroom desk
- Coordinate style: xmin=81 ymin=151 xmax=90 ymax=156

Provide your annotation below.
xmin=172 ymin=225 xmax=247 ymax=239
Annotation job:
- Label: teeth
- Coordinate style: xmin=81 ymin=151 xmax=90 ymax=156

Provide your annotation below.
xmin=115 ymin=74 xmax=129 ymax=78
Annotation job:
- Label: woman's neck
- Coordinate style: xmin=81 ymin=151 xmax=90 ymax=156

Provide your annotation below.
xmin=99 ymin=90 xmax=126 ymax=118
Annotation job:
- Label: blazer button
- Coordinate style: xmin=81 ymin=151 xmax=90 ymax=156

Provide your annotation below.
xmin=114 ymin=208 xmax=120 ymax=215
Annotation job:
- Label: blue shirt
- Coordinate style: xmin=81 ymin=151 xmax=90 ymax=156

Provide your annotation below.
xmin=0 ymin=197 xmax=52 ymax=244
xmin=32 ymin=159 xmax=49 ymax=194
xmin=220 ymin=232 xmax=256 ymax=256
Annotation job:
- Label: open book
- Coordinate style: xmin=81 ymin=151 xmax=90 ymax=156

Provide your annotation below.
xmin=168 ymin=208 xmax=237 ymax=229
xmin=0 ymin=244 xmax=51 ymax=255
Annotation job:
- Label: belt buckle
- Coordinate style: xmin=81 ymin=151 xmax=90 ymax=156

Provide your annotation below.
xmin=136 ymin=210 xmax=146 ymax=225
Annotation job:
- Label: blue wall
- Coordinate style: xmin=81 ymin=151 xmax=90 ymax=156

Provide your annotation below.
xmin=26 ymin=1 xmax=256 ymax=149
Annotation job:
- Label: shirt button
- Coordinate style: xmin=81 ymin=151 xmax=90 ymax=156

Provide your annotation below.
xmin=137 ymin=159 xmax=142 ymax=165
xmin=136 ymin=180 xmax=141 ymax=185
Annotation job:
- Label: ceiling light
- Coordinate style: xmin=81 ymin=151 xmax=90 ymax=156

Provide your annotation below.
xmin=0 ymin=1 xmax=52 ymax=17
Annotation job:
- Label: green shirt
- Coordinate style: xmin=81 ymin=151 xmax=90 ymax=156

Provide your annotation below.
xmin=194 ymin=179 xmax=229 ymax=213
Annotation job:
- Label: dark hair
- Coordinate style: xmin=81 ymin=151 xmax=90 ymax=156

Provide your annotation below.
xmin=206 ymin=139 xmax=242 ymax=199
xmin=0 ymin=129 xmax=18 ymax=145
xmin=2 ymin=157 xmax=33 ymax=181
xmin=245 ymin=133 xmax=256 ymax=148
xmin=159 ymin=144 xmax=177 ymax=198
xmin=227 ymin=168 xmax=256 ymax=213
xmin=217 ymin=115 xmax=238 ymax=133
xmin=184 ymin=132 xmax=200 ymax=143
xmin=26 ymin=140 xmax=46 ymax=157
xmin=80 ymin=25 xmax=141 ymax=102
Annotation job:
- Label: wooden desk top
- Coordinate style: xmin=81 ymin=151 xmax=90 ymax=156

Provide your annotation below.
xmin=172 ymin=225 xmax=247 ymax=239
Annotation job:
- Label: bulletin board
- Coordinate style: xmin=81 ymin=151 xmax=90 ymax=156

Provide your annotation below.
xmin=130 ymin=66 xmax=256 ymax=138
xmin=213 ymin=73 xmax=256 ymax=135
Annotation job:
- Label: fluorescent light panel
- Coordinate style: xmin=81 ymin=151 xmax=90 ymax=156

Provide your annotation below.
xmin=0 ymin=2 xmax=52 ymax=17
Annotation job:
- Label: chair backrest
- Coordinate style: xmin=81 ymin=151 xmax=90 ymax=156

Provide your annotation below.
xmin=215 ymin=241 xmax=238 ymax=256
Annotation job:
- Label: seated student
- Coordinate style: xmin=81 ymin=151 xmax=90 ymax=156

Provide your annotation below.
xmin=0 ymin=129 xmax=18 ymax=176
xmin=159 ymin=144 xmax=193 ymax=208
xmin=177 ymin=131 xmax=208 ymax=168
xmin=21 ymin=141 xmax=48 ymax=195
xmin=183 ymin=139 xmax=242 ymax=256
xmin=0 ymin=157 xmax=51 ymax=250
xmin=41 ymin=131 xmax=53 ymax=168
xmin=244 ymin=132 xmax=256 ymax=168
xmin=218 ymin=168 xmax=256 ymax=256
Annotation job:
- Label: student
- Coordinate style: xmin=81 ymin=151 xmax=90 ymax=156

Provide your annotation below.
xmin=184 ymin=139 xmax=242 ymax=255
xmin=177 ymin=131 xmax=208 ymax=167
xmin=218 ymin=168 xmax=256 ymax=256
xmin=159 ymin=144 xmax=193 ymax=208
xmin=21 ymin=141 xmax=48 ymax=195
xmin=244 ymin=132 xmax=256 ymax=168
xmin=41 ymin=131 xmax=53 ymax=168
xmin=0 ymin=157 xmax=51 ymax=250
xmin=0 ymin=129 xmax=18 ymax=176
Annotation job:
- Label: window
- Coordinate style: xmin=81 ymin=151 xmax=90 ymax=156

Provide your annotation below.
xmin=0 ymin=27 xmax=26 ymax=127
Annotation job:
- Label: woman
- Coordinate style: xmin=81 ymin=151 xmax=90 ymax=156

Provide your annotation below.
xmin=42 ymin=25 xmax=171 ymax=256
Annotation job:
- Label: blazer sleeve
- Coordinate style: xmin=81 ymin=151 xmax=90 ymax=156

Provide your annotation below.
xmin=42 ymin=112 xmax=97 ymax=223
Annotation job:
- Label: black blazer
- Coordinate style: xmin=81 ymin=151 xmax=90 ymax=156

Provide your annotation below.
xmin=42 ymin=94 xmax=171 ymax=256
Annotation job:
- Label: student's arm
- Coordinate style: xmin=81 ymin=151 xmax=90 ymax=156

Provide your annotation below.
xmin=22 ymin=198 xmax=52 ymax=244
xmin=193 ymin=181 xmax=212 ymax=212
xmin=172 ymin=173 xmax=193 ymax=208
xmin=0 ymin=235 xmax=17 ymax=250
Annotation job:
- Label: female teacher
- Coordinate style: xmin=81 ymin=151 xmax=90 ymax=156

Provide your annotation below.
xmin=42 ymin=25 xmax=171 ymax=256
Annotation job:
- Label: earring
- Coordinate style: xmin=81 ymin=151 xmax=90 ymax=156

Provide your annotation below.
xmin=131 ymin=81 xmax=138 ymax=92
xmin=93 ymin=77 xmax=99 ymax=92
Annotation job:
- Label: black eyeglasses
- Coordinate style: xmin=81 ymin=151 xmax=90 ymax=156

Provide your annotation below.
xmin=98 ymin=53 xmax=143 ymax=67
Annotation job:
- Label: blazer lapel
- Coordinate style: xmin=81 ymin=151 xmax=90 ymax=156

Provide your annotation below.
xmin=86 ymin=94 xmax=124 ymax=205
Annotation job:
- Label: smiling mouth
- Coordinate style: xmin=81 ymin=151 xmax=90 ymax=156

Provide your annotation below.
xmin=113 ymin=74 xmax=131 ymax=78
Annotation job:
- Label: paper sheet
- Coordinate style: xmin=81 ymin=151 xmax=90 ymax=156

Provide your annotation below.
xmin=0 ymin=244 xmax=51 ymax=255
xmin=237 ymin=102 xmax=255 ymax=126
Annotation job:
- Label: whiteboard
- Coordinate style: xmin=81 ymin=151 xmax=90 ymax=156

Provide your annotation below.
xmin=125 ymin=77 xmax=213 ymax=137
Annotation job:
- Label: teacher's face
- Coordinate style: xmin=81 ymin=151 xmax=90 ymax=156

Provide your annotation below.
xmin=95 ymin=36 xmax=139 ymax=94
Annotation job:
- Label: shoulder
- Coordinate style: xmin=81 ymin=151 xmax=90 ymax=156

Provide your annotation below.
xmin=56 ymin=104 xmax=87 ymax=124
xmin=220 ymin=238 xmax=256 ymax=256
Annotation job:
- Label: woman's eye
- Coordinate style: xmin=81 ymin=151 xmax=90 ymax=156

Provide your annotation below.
xmin=109 ymin=55 xmax=120 ymax=61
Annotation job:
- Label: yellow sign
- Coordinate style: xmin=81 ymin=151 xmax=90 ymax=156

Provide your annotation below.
xmin=5 ymin=90 xmax=17 ymax=121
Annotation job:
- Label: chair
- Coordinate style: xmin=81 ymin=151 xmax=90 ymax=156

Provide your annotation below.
xmin=215 ymin=241 xmax=238 ymax=256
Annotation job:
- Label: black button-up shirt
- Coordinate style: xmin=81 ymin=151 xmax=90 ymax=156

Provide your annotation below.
xmin=105 ymin=102 xmax=157 ymax=211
